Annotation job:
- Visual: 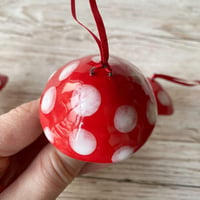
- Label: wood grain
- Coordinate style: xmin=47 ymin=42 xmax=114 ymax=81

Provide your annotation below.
xmin=0 ymin=0 xmax=200 ymax=199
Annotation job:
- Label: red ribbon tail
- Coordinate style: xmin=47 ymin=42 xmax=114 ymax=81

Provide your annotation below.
xmin=152 ymin=74 xmax=200 ymax=87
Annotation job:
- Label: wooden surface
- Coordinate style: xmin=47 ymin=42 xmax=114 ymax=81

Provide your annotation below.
xmin=0 ymin=0 xmax=200 ymax=199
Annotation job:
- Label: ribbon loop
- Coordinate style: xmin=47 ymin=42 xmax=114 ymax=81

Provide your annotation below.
xmin=71 ymin=0 xmax=109 ymax=67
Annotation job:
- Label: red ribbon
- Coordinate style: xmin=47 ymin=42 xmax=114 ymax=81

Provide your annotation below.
xmin=152 ymin=74 xmax=200 ymax=87
xmin=71 ymin=0 xmax=110 ymax=68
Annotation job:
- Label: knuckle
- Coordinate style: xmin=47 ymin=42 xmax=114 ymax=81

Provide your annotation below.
xmin=39 ymin=149 xmax=76 ymax=190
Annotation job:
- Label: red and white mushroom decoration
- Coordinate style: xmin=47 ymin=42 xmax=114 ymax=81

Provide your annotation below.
xmin=39 ymin=0 xmax=200 ymax=163
xmin=40 ymin=55 xmax=157 ymax=163
xmin=39 ymin=0 xmax=158 ymax=163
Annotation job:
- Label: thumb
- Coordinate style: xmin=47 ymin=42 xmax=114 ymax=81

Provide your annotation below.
xmin=0 ymin=144 xmax=85 ymax=200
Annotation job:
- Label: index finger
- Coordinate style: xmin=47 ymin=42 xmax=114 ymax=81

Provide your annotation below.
xmin=0 ymin=100 xmax=43 ymax=157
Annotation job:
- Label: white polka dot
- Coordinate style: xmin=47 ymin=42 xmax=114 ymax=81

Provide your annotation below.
xmin=112 ymin=146 xmax=133 ymax=163
xmin=114 ymin=105 xmax=137 ymax=133
xmin=41 ymin=87 xmax=57 ymax=114
xmin=59 ymin=60 xmax=80 ymax=81
xmin=69 ymin=128 xmax=97 ymax=155
xmin=147 ymin=101 xmax=157 ymax=125
xmin=91 ymin=55 xmax=100 ymax=63
xmin=71 ymin=84 xmax=101 ymax=117
xmin=44 ymin=127 xmax=54 ymax=143
xmin=157 ymin=91 xmax=171 ymax=106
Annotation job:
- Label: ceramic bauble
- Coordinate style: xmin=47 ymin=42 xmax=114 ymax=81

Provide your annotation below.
xmin=40 ymin=55 xmax=157 ymax=163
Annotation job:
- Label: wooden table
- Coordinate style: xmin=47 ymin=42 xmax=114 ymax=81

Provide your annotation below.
xmin=0 ymin=0 xmax=200 ymax=199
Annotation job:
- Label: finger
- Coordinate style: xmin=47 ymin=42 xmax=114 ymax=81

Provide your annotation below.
xmin=0 ymin=145 xmax=85 ymax=200
xmin=0 ymin=135 xmax=48 ymax=189
xmin=0 ymin=99 xmax=42 ymax=157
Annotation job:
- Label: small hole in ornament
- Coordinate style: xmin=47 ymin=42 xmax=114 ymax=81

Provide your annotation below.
xmin=89 ymin=66 xmax=113 ymax=77
xmin=90 ymin=67 xmax=96 ymax=76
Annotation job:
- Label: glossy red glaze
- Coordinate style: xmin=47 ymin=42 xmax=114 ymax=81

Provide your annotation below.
xmin=149 ymin=78 xmax=174 ymax=115
xmin=40 ymin=55 xmax=157 ymax=163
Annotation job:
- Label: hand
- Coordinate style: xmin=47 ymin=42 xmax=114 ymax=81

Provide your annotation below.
xmin=0 ymin=100 xmax=107 ymax=200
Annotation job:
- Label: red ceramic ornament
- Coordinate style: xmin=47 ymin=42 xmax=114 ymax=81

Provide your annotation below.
xmin=149 ymin=74 xmax=200 ymax=115
xmin=40 ymin=55 xmax=157 ymax=163
xmin=39 ymin=0 xmax=200 ymax=163
xmin=40 ymin=0 xmax=158 ymax=163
